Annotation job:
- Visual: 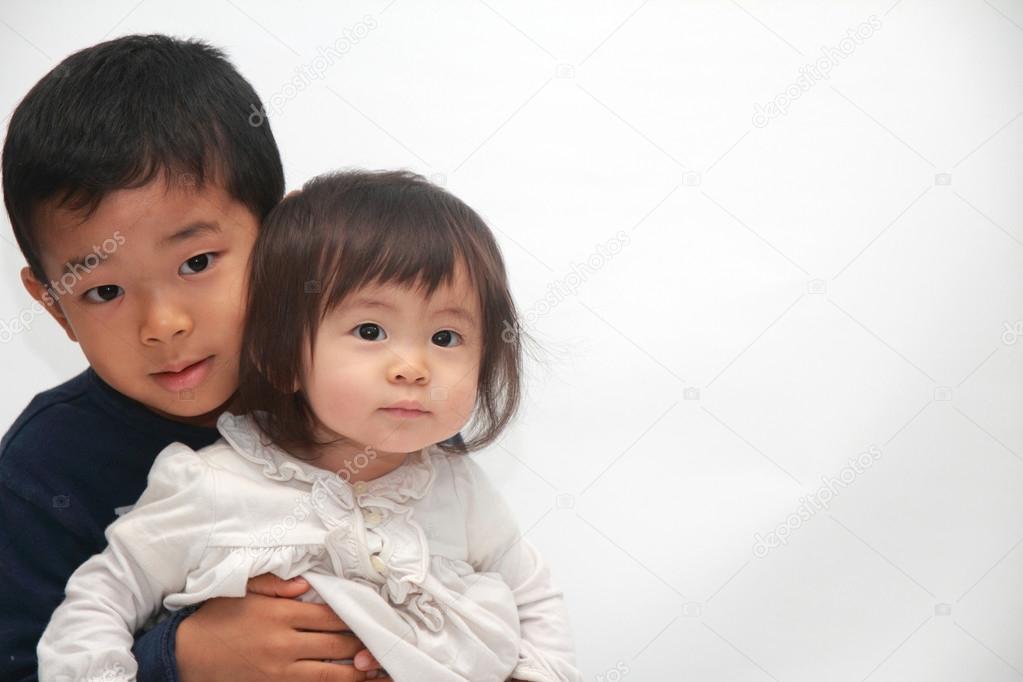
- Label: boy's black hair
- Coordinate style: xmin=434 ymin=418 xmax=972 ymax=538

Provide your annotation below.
xmin=2 ymin=33 xmax=285 ymax=284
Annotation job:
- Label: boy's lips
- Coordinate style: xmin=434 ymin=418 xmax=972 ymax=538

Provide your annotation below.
xmin=151 ymin=355 xmax=215 ymax=393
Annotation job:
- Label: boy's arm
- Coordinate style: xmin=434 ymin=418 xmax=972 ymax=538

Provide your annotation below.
xmin=0 ymin=480 xmax=188 ymax=682
xmin=458 ymin=458 xmax=583 ymax=682
xmin=132 ymin=606 xmax=198 ymax=682
xmin=36 ymin=443 xmax=215 ymax=681
xmin=0 ymin=481 xmax=92 ymax=681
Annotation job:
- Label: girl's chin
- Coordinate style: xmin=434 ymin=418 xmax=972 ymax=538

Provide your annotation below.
xmin=370 ymin=441 xmax=432 ymax=456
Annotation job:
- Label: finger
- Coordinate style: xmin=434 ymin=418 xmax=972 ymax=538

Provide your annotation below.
xmin=287 ymin=602 xmax=355 ymax=633
xmin=289 ymin=661 xmax=371 ymax=682
xmin=292 ymin=631 xmax=365 ymax=662
xmin=354 ymin=649 xmax=381 ymax=672
xmin=247 ymin=573 xmax=310 ymax=598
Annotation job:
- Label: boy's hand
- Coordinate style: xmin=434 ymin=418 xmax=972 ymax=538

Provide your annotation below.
xmin=176 ymin=573 xmax=388 ymax=681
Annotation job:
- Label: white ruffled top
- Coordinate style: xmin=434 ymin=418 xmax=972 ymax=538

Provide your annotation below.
xmin=37 ymin=412 xmax=581 ymax=682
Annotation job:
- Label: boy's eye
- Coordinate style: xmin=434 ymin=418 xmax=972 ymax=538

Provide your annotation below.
xmin=179 ymin=252 xmax=216 ymax=275
xmin=83 ymin=285 xmax=124 ymax=304
xmin=432 ymin=330 xmax=462 ymax=347
xmin=354 ymin=323 xmax=387 ymax=341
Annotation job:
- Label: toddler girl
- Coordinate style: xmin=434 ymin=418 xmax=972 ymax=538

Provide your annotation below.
xmin=38 ymin=170 xmax=580 ymax=682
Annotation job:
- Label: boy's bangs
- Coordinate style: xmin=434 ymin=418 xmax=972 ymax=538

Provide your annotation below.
xmin=53 ymin=131 xmax=228 ymax=219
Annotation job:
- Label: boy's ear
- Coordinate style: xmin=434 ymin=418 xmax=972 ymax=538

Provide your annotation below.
xmin=21 ymin=266 xmax=78 ymax=343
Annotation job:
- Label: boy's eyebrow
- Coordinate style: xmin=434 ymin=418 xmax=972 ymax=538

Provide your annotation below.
xmin=61 ymin=220 xmax=222 ymax=275
xmin=158 ymin=220 xmax=221 ymax=247
xmin=346 ymin=297 xmax=477 ymax=324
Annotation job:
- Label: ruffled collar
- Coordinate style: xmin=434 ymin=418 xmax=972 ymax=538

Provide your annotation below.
xmin=216 ymin=411 xmax=437 ymax=504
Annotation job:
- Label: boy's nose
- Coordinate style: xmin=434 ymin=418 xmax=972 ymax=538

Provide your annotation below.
xmin=139 ymin=298 xmax=193 ymax=345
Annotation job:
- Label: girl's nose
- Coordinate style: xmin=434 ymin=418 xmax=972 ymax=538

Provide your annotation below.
xmin=388 ymin=355 xmax=429 ymax=385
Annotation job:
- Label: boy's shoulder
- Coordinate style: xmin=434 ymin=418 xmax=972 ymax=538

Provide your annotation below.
xmin=0 ymin=368 xmax=97 ymax=479
xmin=0 ymin=367 xmax=221 ymax=538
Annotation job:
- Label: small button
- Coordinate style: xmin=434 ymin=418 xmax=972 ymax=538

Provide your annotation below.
xmin=363 ymin=510 xmax=382 ymax=527
xmin=353 ymin=481 xmax=368 ymax=495
xmin=370 ymin=555 xmax=388 ymax=575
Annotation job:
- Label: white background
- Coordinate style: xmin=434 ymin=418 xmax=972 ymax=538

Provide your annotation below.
xmin=2 ymin=1 xmax=1023 ymax=679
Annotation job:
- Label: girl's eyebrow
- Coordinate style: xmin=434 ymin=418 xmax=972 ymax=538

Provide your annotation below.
xmin=433 ymin=305 xmax=477 ymax=325
xmin=345 ymin=297 xmax=477 ymax=325
xmin=344 ymin=297 xmax=397 ymax=312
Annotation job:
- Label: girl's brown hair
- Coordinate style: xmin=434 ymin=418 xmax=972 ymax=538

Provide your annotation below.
xmin=236 ymin=169 xmax=523 ymax=458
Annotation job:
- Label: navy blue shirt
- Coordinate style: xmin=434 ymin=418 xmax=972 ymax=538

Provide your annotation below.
xmin=0 ymin=368 xmax=222 ymax=681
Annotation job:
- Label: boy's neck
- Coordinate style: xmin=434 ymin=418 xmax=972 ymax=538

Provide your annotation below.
xmin=146 ymin=392 xmax=238 ymax=429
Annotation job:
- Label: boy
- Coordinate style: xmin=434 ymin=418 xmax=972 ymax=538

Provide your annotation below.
xmin=1 ymin=35 xmax=388 ymax=681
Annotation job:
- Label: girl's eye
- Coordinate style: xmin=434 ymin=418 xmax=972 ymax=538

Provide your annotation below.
xmin=83 ymin=285 xmax=124 ymax=304
xmin=432 ymin=330 xmax=462 ymax=347
xmin=179 ymin=252 xmax=216 ymax=275
xmin=354 ymin=323 xmax=387 ymax=341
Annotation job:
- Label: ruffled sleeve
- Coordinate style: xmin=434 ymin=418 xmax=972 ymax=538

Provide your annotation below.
xmin=37 ymin=442 xmax=217 ymax=682
xmin=454 ymin=456 xmax=583 ymax=682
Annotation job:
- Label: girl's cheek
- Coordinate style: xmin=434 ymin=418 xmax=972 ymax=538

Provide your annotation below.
xmin=311 ymin=388 xmax=360 ymax=429
xmin=451 ymin=387 xmax=478 ymax=420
